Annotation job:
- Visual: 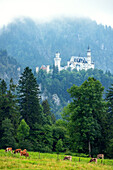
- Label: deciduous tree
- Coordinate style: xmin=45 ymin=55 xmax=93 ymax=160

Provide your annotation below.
xmin=63 ymin=77 xmax=107 ymax=155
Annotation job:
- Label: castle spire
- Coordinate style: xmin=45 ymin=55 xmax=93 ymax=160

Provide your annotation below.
xmin=87 ymin=46 xmax=91 ymax=64
xmin=54 ymin=52 xmax=61 ymax=71
xmin=87 ymin=45 xmax=91 ymax=51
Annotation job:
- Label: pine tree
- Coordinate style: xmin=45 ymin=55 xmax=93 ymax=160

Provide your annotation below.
xmin=7 ymin=78 xmax=20 ymax=130
xmin=17 ymin=67 xmax=44 ymax=128
xmin=0 ymin=79 xmax=7 ymax=122
xmin=42 ymin=99 xmax=56 ymax=124
xmin=0 ymin=79 xmax=20 ymax=139
xmin=1 ymin=118 xmax=17 ymax=149
xmin=105 ymin=84 xmax=113 ymax=156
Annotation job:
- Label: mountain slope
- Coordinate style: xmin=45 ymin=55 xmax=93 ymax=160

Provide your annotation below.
xmin=0 ymin=17 xmax=113 ymax=72
xmin=0 ymin=49 xmax=21 ymax=83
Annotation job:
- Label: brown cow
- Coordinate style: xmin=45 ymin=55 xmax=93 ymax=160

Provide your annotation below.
xmin=23 ymin=149 xmax=27 ymax=152
xmin=5 ymin=147 xmax=12 ymax=153
xmin=63 ymin=156 xmax=72 ymax=161
xmin=97 ymin=154 xmax=104 ymax=159
xmin=20 ymin=151 xmax=29 ymax=158
xmin=14 ymin=149 xmax=21 ymax=154
xmin=89 ymin=158 xmax=97 ymax=163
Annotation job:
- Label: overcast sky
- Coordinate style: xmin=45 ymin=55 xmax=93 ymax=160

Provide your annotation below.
xmin=0 ymin=0 xmax=113 ymax=28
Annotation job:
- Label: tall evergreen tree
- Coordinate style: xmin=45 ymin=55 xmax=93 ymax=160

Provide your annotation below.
xmin=0 ymin=79 xmax=20 ymax=138
xmin=42 ymin=99 xmax=56 ymax=124
xmin=63 ymin=77 xmax=108 ymax=156
xmin=105 ymin=84 xmax=113 ymax=157
xmin=1 ymin=118 xmax=17 ymax=149
xmin=0 ymin=79 xmax=7 ymax=122
xmin=7 ymin=78 xmax=20 ymax=130
xmin=17 ymin=67 xmax=44 ymax=128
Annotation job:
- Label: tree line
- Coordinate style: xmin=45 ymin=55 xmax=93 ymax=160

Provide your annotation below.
xmin=1 ymin=67 xmax=113 ymax=158
xmin=35 ymin=67 xmax=113 ymax=119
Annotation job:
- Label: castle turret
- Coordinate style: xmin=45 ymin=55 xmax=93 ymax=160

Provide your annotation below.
xmin=87 ymin=46 xmax=91 ymax=64
xmin=54 ymin=52 xmax=61 ymax=71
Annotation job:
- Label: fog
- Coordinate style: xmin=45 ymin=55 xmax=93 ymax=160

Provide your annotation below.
xmin=0 ymin=0 xmax=113 ymax=27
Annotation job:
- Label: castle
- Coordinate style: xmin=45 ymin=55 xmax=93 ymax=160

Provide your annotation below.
xmin=36 ymin=47 xmax=94 ymax=73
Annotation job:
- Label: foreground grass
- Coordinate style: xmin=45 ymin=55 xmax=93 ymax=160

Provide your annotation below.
xmin=0 ymin=150 xmax=113 ymax=169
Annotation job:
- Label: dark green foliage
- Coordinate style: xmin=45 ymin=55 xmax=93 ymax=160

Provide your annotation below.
xmin=36 ymin=68 xmax=113 ymax=119
xmin=17 ymin=67 xmax=54 ymax=152
xmin=17 ymin=119 xmax=31 ymax=150
xmin=42 ymin=99 xmax=56 ymax=124
xmin=30 ymin=123 xmax=53 ymax=152
xmin=63 ymin=77 xmax=108 ymax=155
xmin=55 ymin=139 xmax=63 ymax=153
xmin=7 ymin=78 xmax=20 ymax=130
xmin=17 ymin=119 xmax=30 ymax=141
xmin=0 ymin=79 xmax=20 ymax=138
xmin=52 ymin=121 xmax=70 ymax=152
xmin=1 ymin=118 xmax=17 ymax=149
xmin=105 ymin=84 xmax=113 ymax=157
xmin=17 ymin=67 xmax=44 ymax=128
xmin=1 ymin=65 xmax=113 ymax=157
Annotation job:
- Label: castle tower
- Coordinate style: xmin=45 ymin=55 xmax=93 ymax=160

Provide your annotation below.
xmin=46 ymin=65 xmax=50 ymax=73
xmin=54 ymin=52 xmax=61 ymax=71
xmin=87 ymin=46 xmax=91 ymax=64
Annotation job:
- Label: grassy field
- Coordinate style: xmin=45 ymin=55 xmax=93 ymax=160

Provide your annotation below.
xmin=0 ymin=150 xmax=113 ymax=169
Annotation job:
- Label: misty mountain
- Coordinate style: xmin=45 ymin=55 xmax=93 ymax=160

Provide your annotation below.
xmin=0 ymin=49 xmax=21 ymax=84
xmin=0 ymin=17 xmax=113 ymax=72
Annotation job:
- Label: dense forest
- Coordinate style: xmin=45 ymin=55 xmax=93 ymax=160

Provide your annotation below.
xmin=1 ymin=49 xmax=113 ymax=118
xmin=35 ymin=67 xmax=113 ymax=119
xmin=1 ymin=67 xmax=113 ymax=158
xmin=1 ymin=16 xmax=113 ymax=158
xmin=0 ymin=17 xmax=113 ymax=73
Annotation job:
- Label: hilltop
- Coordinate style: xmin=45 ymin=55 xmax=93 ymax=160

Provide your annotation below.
xmin=0 ymin=17 xmax=113 ymax=73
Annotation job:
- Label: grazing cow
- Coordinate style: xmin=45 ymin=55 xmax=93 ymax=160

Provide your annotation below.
xmin=97 ymin=154 xmax=104 ymax=159
xmin=20 ymin=151 xmax=29 ymax=158
xmin=23 ymin=149 xmax=27 ymax=152
xmin=5 ymin=147 xmax=12 ymax=153
xmin=63 ymin=156 xmax=72 ymax=161
xmin=14 ymin=149 xmax=21 ymax=154
xmin=89 ymin=158 xmax=97 ymax=163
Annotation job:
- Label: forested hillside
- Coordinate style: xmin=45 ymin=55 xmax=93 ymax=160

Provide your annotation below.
xmin=35 ymin=68 xmax=113 ymax=119
xmin=0 ymin=17 xmax=113 ymax=73
xmin=1 ymin=67 xmax=113 ymax=158
xmin=0 ymin=49 xmax=21 ymax=83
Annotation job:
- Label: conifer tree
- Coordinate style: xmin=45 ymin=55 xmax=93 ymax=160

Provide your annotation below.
xmin=1 ymin=118 xmax=17 ymax=149
xmin=42 ymin=99 xmax=56 ymax=124
xmin=105 ymin=84 xmax=113 ymax=156
xmin=0 ymin=79 xmax=20 ymax=139
xmin=17 ymin=67 xmax=44 ymax=128
xmin=7 ymin=78 xmax=20 ymax=130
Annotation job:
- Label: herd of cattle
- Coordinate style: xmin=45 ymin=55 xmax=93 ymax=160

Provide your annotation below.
xmin=63 ymin=154 xmax=104 ymax=163
xmin=5 ymin=147 xmax=29 ymax=158
xmin=5 ymin=147 xmax=104 ymax=163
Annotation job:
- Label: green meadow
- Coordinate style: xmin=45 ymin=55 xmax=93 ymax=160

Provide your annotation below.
xmin=0 ymin=150 xmax=113 ymax=169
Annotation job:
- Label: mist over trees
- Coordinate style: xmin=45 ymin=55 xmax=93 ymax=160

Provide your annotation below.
xmin=1 ymin=17 xmax=113 ymax=157
xmin=0 ymin=49 xmax=21 ymax=83
xmin=0 ymin=17 xmax=113 ymax=73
